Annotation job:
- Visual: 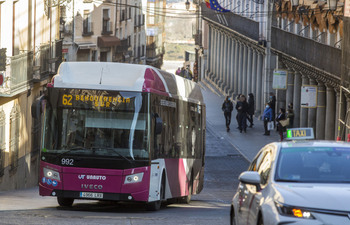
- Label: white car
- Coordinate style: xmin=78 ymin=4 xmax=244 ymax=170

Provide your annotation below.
xmin=230 ymin=140 xmax=350 ymax=225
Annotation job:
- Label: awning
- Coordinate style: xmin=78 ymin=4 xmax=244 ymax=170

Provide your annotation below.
xmin=98 ymin=36 xmax=121 ymax=48
xmin=76 ymin=42 xmax=97 ymax=49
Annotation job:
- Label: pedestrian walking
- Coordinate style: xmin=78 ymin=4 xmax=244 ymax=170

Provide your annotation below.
xmin=175 ymin=67 xmax=181 ymax=75
xmin=235 ymin=94 xmax=242 ymax=129
xmin=268 ymin=92 xmax=276 ymax=128
xmin=263 ymin=103 xmax=273 ymax=136
xmin=180 ymin=67 xmax=186 ymax=77
xmin=276 ymin=108 xmax=286 ymax=141
xmin=222 ymin=96 xmax=234 ymax=132
xmin=186 ymin=67 xmax=193 ymax=80
xmin=287 ymin=102 xmax=294 ymax=128
xmin=247 ymin=93 xmax=255 ymax=128
xmin=236 ymin=95 xmax=249 ymax=133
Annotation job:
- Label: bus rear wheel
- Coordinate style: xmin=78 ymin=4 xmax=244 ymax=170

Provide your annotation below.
xmin=57 ymin=197 xmax=74 ymax=207
xmin=180 ymin=172 xmax=193 ymax=204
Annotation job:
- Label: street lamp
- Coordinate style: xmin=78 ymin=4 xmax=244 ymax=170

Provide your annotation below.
xmin=185 ymin=0 xmax=190 ymax=10
xmin=291 ymin=0 xmax=299 ymax=6
xmin=327 ymin=0 xmax=338 ymax=10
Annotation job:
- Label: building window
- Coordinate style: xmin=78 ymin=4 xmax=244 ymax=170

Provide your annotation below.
xmin=121 ymin=9 xmax=125 ymax=21
xmin=0 ymin=109 xmax=5 ymax=177
xmin=9 ymin=105 xmax=20 ymax=172
xmin=83 ymin=10 xmax=93 ymax=36
xmin=102 ymin=9 xmax=112 ymax=35
xmin=127 ymin=36 xmax=131 ymax=46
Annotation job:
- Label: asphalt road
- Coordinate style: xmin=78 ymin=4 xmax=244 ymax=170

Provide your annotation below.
xmin=0 ymin=80 xmax=261 ymax=225
xmin=0 ymin=125 xmax=249 ymax=225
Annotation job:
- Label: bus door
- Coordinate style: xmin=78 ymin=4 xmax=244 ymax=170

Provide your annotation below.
xmin=148 ymin=114 xmax=164 ymax=202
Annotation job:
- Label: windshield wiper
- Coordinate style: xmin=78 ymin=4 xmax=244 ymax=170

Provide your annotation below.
xmin=57 ymin=146 xmax=88 ymax=157
xmin=56 ymin=147 xmax=134 ymax=166
xmin=275 ymin=179 xmax=303 ymax=182
xmin=103 ymin=148 xmax=135 ymax=166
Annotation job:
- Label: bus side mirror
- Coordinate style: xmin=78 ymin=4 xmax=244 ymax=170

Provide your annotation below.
xmin=155 ymin=114 xmax=163 ymax=135
xmin=31 ymin=96 xmax=46 ymax=119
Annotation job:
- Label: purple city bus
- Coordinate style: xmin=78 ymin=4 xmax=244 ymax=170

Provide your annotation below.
xmin=33 ymin=62 xmax=206 ymax=210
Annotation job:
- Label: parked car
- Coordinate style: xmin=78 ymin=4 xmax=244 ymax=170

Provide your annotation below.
xmin=231 ymin=138 xmax=350 ymax=225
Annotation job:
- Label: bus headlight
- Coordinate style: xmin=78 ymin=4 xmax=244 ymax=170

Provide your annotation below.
xmin=43 ymin=168 xmax=60 ymax=181
xmin=124 ymin=173 xmax=144 ymax=184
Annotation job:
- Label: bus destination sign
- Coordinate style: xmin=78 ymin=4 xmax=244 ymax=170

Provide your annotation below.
xmin=286 ymin=128 xmax=314 ymax=140
xmin=60 ymin=91 xmax=131 ymax=109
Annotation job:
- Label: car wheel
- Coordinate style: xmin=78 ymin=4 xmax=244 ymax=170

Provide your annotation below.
xmin=230 ymin=207 xmax=236 ymax=225
xmin=57 ymin=197 xmax=74 ymax=207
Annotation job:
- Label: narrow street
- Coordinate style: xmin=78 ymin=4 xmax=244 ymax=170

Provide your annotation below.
xmin=0 ymin=82 xmax=253 ymax=225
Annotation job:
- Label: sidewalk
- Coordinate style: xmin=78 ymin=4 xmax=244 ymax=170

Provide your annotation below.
xmin=200 ymin=79 xmax=280 ymax=162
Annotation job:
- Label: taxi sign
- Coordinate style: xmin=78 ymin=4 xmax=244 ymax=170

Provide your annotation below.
xmin=286 ymin=128 xmax=314 ymax=140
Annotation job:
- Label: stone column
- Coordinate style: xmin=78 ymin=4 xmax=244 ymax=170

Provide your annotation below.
xmin=293 ymin=71 xmax=302 ymax=128
xmin=251 ymin=50 xmax=257 ymax=96
xmin=211 ymin=28 xmax=216 ymax=80
xmin=256 ymin=52 xmax=263 ymax=115
xmin=215 ymin=31 xmax=222 ymax=84
xmin=346 ymin=96 xmax=350 ymax=139
xmin=224 ymin=37 xmax=231 ymax=93
xmin=212 ymin=29 xmax=218 ymax=82
xmin=276 ymin=61 xmax=286 ymax=112
xmin=308 ymin=78 xmax=317 ymax=131
xmin=300 ymin=74 xmax=309 ymax=127
xmin=205 ymin=26 xmax=212 ymax=80
xmin=316 ymin=82 xmax=326 ymax=140
xmin=242 ymin=45 xmax=248 ymax=95
xmin=234 ymin=41 xmax=239 ymax=95
xmin=286 ymin=69 xmax=294 ymax=108
xmin=325 ymin=86 xmax=336 ymax=140
xmin=246 ymin=48 xmax=252 ymax=95
xmin=237 ymin=43 xmax=243 ymax=95
xmin=335 ymin=90 xmax=341 ymax=140
xmin=228 ymin=38 xmax=235 ymax=94
xmin=218 ymin=33 xmax=225 ymax=88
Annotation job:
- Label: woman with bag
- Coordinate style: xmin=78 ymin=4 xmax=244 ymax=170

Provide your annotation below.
xmin=276 ymin=108 xmax=287 ymax=141
xmin=263 ymin=103 xmax=273 ymax=136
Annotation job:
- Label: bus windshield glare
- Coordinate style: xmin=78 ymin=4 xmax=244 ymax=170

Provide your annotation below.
xmin=42 ymin=89 xmax=149 ymax=160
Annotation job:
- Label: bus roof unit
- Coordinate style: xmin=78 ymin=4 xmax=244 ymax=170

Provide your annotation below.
xmin=52 ymin=62 xmax=203 ymax=104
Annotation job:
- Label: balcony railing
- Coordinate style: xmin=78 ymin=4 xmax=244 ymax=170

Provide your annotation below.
xmin=83 ymin=21 xmax=94 ymax=36
xmin=63 ymin=23 xmax=72 ymax=35
xmin=115 ymin=39 xmax=129 ymax=53
xmin=102 ymin=21 xmax=113 ymax=35
xmin=0 ymin=52 xmax=33 ymax=96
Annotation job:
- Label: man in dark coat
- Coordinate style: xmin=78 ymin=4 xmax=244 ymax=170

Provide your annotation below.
xmin=268 ymin=92 xmax=276 ymax=128
xmin=236 ymin=95 xmax=249 ymax=133
xmin=222 ymin=96 xmax=234 ymax=132
xmin=247 ymin=93 xmax=255 ymax=128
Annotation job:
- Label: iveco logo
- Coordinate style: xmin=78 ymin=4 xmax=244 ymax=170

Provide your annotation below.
xmin=81 ymin=184 xmax=103 ymax=190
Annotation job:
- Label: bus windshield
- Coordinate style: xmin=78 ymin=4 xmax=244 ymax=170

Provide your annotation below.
xmin=42 ymin=89 xmax=149 ymax=160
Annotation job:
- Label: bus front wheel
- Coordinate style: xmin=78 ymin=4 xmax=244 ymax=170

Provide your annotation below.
xmin=57 ymin=197 xmax=74 ymax=207
xmin=146 ymin=174 xmax=165 ymax=211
